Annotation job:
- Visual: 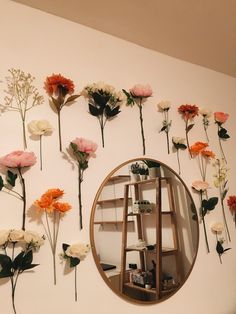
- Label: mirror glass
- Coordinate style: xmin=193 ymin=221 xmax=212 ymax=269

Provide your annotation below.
xmin=90 ymin=158 xmax=199 ymax=304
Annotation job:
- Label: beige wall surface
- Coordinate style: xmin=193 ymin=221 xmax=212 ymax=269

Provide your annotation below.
xmin=0 ymin=1 xmax=236 ymax=313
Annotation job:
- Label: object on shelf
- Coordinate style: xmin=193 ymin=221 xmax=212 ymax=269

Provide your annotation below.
xmin=132 ymin=200 xmax=154 ymax=214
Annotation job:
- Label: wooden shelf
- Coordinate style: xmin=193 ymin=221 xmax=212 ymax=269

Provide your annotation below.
xmin=126 ymin=177 xmax=170 ymax=186
xmin=125 ymin=246 xmax=177 ymax=255
xmin=106 ymin=175 xmax=130 ymax=184
xmin=96 ymin=197 xmax=132 ymax=206
xmin=94 ymin=220 xmax=134 ymax=225
xmin=124 ymin=282 xmax=157 ymax=295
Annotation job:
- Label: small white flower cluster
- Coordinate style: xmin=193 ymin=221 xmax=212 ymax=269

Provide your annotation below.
xmin=65 ymin=243 xmax=90 ymax=261
xmin=82 ymin=81 xmax=125 ymax=103
xmin=212 ymin=158 xmax=228 ymax=188
xmin=0 ymin=229 xmax=44 ymax=249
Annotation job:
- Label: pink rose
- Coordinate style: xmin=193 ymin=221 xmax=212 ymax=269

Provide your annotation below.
xmin=130 ymin=84 xmax=153 ymax=98
xmin=0 ymin=150 xmax=37 ymax=168
xmin=214 ymin=112 xmax=229 ymax=124
xmin=72 ymin=138 xmax=98 ymax=156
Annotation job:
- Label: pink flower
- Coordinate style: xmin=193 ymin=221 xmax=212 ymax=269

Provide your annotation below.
xmin=130 ymin=84 xmax=153 ymax=98
xmin=0 ymin=150 xmax=36 ymax=168
xmin=214 ymin=112 xmax=229 ymax=124
xmin=192 ymin=180 xmax=209 ymax=192
xmin=72 ymin=138 xmax=98 ymax=156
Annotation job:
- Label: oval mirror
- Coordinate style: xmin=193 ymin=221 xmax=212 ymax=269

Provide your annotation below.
xmin=90 ymin=158 xmax=199 ymax=304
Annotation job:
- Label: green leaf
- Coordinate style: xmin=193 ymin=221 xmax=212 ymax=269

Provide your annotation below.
xmin=122 ymin=89 xmax=135 ymax=106
xmin=201 ymin=208 xmax=207 ymax=217
xmin=70 ymin=257 xmax=80 ymax=268
xmin=64 ymin=94 xmax=80 ymax=105
xmin=216 ymin=241 xmax=224 ymax=255
xmin=160 ymin=125 xmax=167 ymax=132
xmin=202 ymin=197 xmax=218 ymax=211
xmin=0 ymin=176 xmax=4 ymax=191
xmin=0 ymin=268 xmax=14 ymax=278
xmin=88 ymin=103 xmax=103 ymax=116
xmin=12 ymin=251 xmax=24 ymax=270
xmin=62 ymin=243 xmax=70 ymax=252
xmin=175 ymin=143 xmax=187 ymax=150
xmin=105 ymin=105 xmax=121 ymax=118
xmin=186 ymin=123 xmax=194 ymax=133
xmin=222 ymin=188 xmax=229 ymax=200
xmin=6 ymin=170 xmax=17 ymax=187
xmin=21 ymin=263 xmax=39 ymax=271
xmin=0 ymin=254 xmax=12 ymax=268
xmin=92 ymin=93 xmax=109 ymax=108
xmin=218 ymin=127 xmax=230 ymax=139
xmin=223 ymin=248 xmax=231 ymax=253
xmin=22 ymin=250 xmax=33 ymax=266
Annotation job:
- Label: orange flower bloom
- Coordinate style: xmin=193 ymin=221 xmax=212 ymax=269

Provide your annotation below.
xmin=201 ymin=150 xmax=215 ymax=159
xmin=44 ymin=74 xmax=75 ymax=96
xmin=53 ymin=202 xmax=72 ymax=213
xmin=44 ymin=188 xmax=64 ymax=199
xmin=190 ymin=141 xmax=208 ymax=155
xmin=178 ymin=104 xmax=199 ymax=121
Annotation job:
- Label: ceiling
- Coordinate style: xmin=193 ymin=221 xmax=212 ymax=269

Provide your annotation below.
xmin=12 ymin=0 xmax=236 ymax=78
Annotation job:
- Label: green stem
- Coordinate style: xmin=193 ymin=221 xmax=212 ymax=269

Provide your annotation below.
xmin=53 ymin=211 xmax=57 ymax=285
xmin=78 ymin=167 xmax=83 ymax=230
xmin=22 ymin=119 xmax=27 ymax=150
xmin=200 ymin=192 xmax=210 ymax=253
xmin=39 ymin=135 xmax=43 ymax=171
xmin=218 ymin=125 xmax=227 ymax=163
xmin=58 ymin=111 xmax=62 ymax=152
xmin=99 ymin=115 xmax=105 ymax=148
xmin=12 ymin=271 xmax=20 ymax=314
xmin=220 ymin=192 xmax=231 ymax=242
xmin=185 ymin=120 xmax=192 ymax=158
xmin=138 ymin=100 xmax=146 ymax=155
xmin=176 ymin=149 xmax=181 ymax=175
xmin=75 ymin=266 xmax=78 ymax=302
xmin=203 ymin=116 xmax=209 ymax=142
xmin=18 ymin=168 xmax=26 ymax=230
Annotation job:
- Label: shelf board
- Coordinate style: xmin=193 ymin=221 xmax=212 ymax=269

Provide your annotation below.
xmin=125 ymin=246 xmax=177 ymax=255
xmin=106 ymin=175 xmax=130 ymax=184
xmin=126 ymin=177 xmax=170 ymax=186
xmin=94 ymin=220 xmax=134 ymax=225
xmin=124 ymin=282 xmax=157 ymax=294
xmin=96 ymin=197 xmax=132 ymax=206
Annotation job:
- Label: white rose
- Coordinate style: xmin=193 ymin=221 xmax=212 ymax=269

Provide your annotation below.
xmin=9 ymin=229 xmax=25 ymax=242
xmin=66 ymin=243 xmax=90 ymax=261
xmin=24 ymin=230 xmax=44 ymax=247
xmin=211 ymin=222 xmax=224 ymax=233
xmin=157 ymin=101 xmax=171 ymax=111
xmin=199 ymin=107 xmax=212 ymax=118
xmin=28 ymin=120 xmax=53 ymax=136
xmin=172 ymin=137 xmax=185 ymax=145
xmin=0 ymin=230 xmax=10 ymax=245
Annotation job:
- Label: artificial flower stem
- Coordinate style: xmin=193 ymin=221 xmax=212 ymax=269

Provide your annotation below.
xmin=185 ymin=120 xmax=192 ymax=158
xmin=58 ymin=111 xmax=62 ymax=152
xmin=138 ymin=99 xmax=146 ymax=155
xmin=217 ymin=125 xmax=227 ymax=163
xmin=200 ymin=192 xmax=210 ymax=253
xmin=176 ymin=149 xmax=181 ymax=175
xmin=164 ymin=110 xmax=170 ymax=154
xmin=53 ymin=210 xmax=57 ymax=285
xmin=39 ymin=135 xmax=43 ymax=171
xmin=18 ymin=167 xmax=26 ymax=230
xmin=75 ymin=266 xmax=78 ymax=302
xmin=11 ymin=271 xmax=20 ymax=314
xmin=22 ymin=119 xmax=27 ymax=150
xmin=203 ymin=116 xmax=209 ymax=142
xmin=78 ymin=166 xmax=83 ymax=230
xmin=220 ymin=190 xmax=231 ymax=242
xmin=216 ymin=234 xmax=222 ymax=264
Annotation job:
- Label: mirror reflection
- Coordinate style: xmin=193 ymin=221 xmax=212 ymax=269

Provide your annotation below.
xmin=90 ymin=158 xmax=199 ymax=304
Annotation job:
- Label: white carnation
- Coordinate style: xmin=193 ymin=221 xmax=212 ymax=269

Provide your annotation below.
xmin=157 ymin=101 xmax=171 ymax=111
xmin=211 ymin=222 xmax=224 ymax=233
xmin=24 ymin=230 xmax=44 ymax=247
xmin=172 ymin=137 xmax=185 ymax=145
xmin=66 ymin=243 xmax=90 ymax=261
xmin=9 ymin=229 xmax=25 ymax=242
xmin=0 ymin=230 xmax=10 ymax=245
xmin=28 ymin=120 xmax=53 ymax=136
xmin=199 ymin=107 xmax=212 ymax=118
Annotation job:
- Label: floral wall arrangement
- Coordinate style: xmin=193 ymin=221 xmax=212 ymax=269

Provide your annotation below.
xmin=0 ymin=2 xmax=235 ymax=314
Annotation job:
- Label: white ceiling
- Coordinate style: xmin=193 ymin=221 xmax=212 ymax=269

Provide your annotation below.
xmin=12 ymin=0 xmax=236 ymax=78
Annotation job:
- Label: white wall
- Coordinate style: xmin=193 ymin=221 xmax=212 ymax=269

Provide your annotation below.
xmin=0 ymin=1 xmax=236 ymax=313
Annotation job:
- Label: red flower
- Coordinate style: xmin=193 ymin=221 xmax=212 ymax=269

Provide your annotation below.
xmin=178 ymin=104 xmax=199 ymax=121
xmin=227 ymin=195 xmax=236 ymax=213
xmin=44 ymin=74 xmax=75 ymax=96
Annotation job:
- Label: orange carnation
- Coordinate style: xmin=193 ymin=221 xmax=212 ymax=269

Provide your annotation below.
xmin=35 ymin=194 xmax=53 ymax=211
xmin=44 ymin=74 xmax=75 ymax=96
xmin=44 ymin=188 xmax=64 ymax=199
xmin=190 ymin=141 xmax=208 ymax=155
xmin=53 ymin=202 xmax=72 ymax=213
xmin=201 ymin=150 xmax=215 ymax=159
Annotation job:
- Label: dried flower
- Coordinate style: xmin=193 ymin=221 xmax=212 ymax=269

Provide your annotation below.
xmin=123 ymin=84 xmax=153 ymax=155
xmin=178 ymin=104 xmax=199 ymax=157
xmin=44 ymin=74 xmax=80 ymax=151
xmin=2 ymin=69 xmax=44 ymax=149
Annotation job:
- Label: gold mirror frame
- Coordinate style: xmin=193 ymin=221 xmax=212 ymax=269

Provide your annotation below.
xmin=90 ymin=158 xmax=199 ymax=304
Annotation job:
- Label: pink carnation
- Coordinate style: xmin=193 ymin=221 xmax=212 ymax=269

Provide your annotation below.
xmin=214 ymin=112 xmax=229 ymax=124
xmin=192 ymin=180 xmax=209 ymax=192
xmin=72 ymin=138 xmax=98 ymax=156
xmin=130 ymin=84 xmax=153 ymax=98
xmin=0 ymin=150 xmax=37 ymax=168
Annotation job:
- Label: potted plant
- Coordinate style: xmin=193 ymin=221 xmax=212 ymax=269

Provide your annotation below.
xmin=130 ymin=162 xmax=141 ymax=182
xmin=138 ymin=165 xmax=148 ymax=180
xmin=143 ymin=160 xmax=161 ymax=178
